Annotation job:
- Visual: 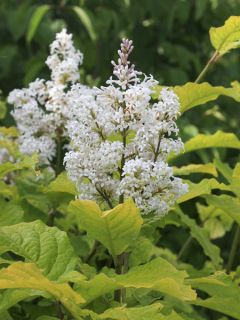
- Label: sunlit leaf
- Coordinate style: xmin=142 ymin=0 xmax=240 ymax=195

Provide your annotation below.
xmin=76 ymin=257 xmax=196 ymax=303
xmin=210 ymin=16 xmax=240 ymax=55
xmin=177 ymin=178 xmax=229 ymax=204
xmin=189 ymin=271 xmax=240 ymax=319
xmin=68 ymin=198 xmax=143 ymax=257
xmin=0 ymin=262 xmax=84 ymax=319
xmin=173 ymin=163 xmax=217 ymax=177
xmin=153 ymin=82 xmax=240 ymax=113
xmin=0 ymin=155 xmax=38 ymax=179
xmin=0 ymin=220 xmax=77 ymax=280
xmin=205 ymin=195 xmax=240 ymax=226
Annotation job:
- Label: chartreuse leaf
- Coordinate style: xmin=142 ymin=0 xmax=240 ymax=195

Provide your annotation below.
xmin=173 ymin=163 xmax=217 ymax=177
xmin=214 ymin=158 xmax=233 ymax=182
xmin=153 ymin=82 xmax=240 ymax=113
xmin=177 ymin=178 xmax=229 ymax=204
xmin=0 ymin=289 xmax=47 ymax=313
xmin=197 ymin=203 xmax=233 ymax=240
xmin=76 ymin=257 xmax=196 ymax=303
xmin=0 ymin=220 xmax=77 ymax=280
xmin=27 ymin=5 xmax=51 ymax=43
xmin=185 ymin=131 xmax=240 ymax=152
xmin=99 ymin=303 xmax=185 ymax=320
xmin=170 ymin=131 xmax=240 ymax=160
xmin=72 ymin=6 xmax=96 ymax=41
xmin=116 ymin=257 xmax=196 ymax=300
xmin=231 ymin=163 xmax=240 ymax=198
xmin=0 ymin=262 xmax=84 ymax=319
xmin=189 ymin=271 xmax=240 ymax=319
xmin=0 ymin=198 xmax=24 ymax=226
xmin=0 ymin=154 xmax=38 ymax=179
xmin=175 ymin=206 xmax=222 ymax=268
xmin=68 ymin=198 xmax=143 ymax=257
xmin=46 ymin=171 xmax=77 ymax=195
xmin=210 ymin=16 xmax=240 ymax=56
xmin=205 ymin=195 xmax=240 ymax=225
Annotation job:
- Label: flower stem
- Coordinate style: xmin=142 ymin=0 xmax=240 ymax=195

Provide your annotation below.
xmin=227 ymin=224 xmax=240 ymax=273
xmin=194 ymin=51 xmax=219 ymax=83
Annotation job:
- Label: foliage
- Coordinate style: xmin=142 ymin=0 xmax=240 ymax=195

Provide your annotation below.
xmin=0 ymin=3 xmax=240 ymax=320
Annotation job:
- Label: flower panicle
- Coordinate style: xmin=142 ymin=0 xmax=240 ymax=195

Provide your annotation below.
xmin=109 ymin=38 xmax=141 ymax=89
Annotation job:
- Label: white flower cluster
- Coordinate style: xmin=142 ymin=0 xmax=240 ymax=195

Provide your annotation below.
xmin=8 ymin=29 xmax=83 ymax=163
xmin=65 ymin=39 xmax=187 ymax=215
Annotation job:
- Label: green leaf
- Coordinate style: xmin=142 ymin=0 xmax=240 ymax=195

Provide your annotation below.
xmin=189 ymin=271 xmax=240 ymax=319
xmin=76 ymin=257 xmax=196 ymax=303
xmin=72 ymin=6 xmax=96 ymax=41
xmin=185 ymin=131 xmax=240 ymax=152
xmin=153 ymin=82 xmax=240 ymax=113
xmin=46 ymin=171 xmax=77 ymax=195
xmin=231 ymin=163 xmax=240 ymax=198
xmin=0 ymin=199 xmax=24 ymax=226
xmin=210 ymin=16 xmax=240 ymax=56
xmin=129 ymin=237 xmax=154 ymax=267
xmin=205 ymin=194 xmax=240 ymax=226
xmin=214 ymin=158 xmax=233 ymax=183
xmin=171 ymin=131 xmax=240 ymax=160
xmin=177 ymin=178 xmax=229 ymax=204
xmin=175 ymin=206 xmax=222 ymax=268
xmin=197 ymin=203 xmax=233 ymax=240
xmin=0 ymin=289 xmax=47 ymax=313
xmin=0 ymin=155 xmax=38 ymax=179
xmin=27 ymin=5 xmax=51 ymax=43
xmin=116 ymin=257 xmax=196 ymax=301
xmin=173 ymin=163 xmax=217 ymax=177
xmin=68 ymin=198 xmax=143 ymax=257
xmin=0 ymin=262 xmax=84 ymax=319
xmin=99 ymin=303 xmax=163 ymax=320
xmin=99 ymin=303 xmax=186 ymax=320
xmin=0 ymin=220 xmax=77 ymax=280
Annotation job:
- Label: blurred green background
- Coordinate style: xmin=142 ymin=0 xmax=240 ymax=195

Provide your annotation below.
xmin=0 ymin=0 xmax=240 ymax=141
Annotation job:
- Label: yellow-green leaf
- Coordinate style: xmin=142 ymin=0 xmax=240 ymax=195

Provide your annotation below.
xmin=189 ymin=271 xmax=240 ymax=319
xmin=231 ymin=163 xmax=240 ymax=198
xmin=0 ymin=155 xmax=38 ymax=179
xmin=116 ymin=257 xmax=196 ymax=301
xmin=0 ymin=220 xmax=77 ymax=280
xmin=153 ymin=82 xmax=240 ymax=113
xmin=175 ymin=206 xmax=222 ymax=268
xmin=99 ymin=303 xmax=185 ymax=320
xmin=46 ymin=171 xmax=77 ymax=195
xmin=0 ymin=262 xmax=84 ymax=319
xmin=68 ymin=198 xmax=143 ymax=257
xmin=210 ymin=16 xmax=240 ymax=56
xmin=173 ymin=163 xmax=217 ymax=177
xmin=170 ymin=131 xmax=240 ymax=161
xmin=177 ymin=178 xmax=229 ymax=204
xmin=205 ymin=194 xmax=240 ymax=226
xmin=76 ymin=257 xmax=196 ymax=303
